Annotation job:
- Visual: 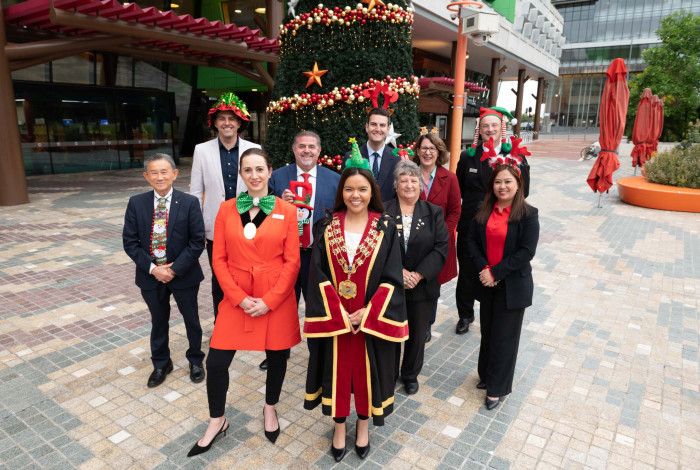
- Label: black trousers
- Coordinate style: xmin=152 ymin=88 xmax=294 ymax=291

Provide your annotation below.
xmin=401 ymin=298 xmax=436 ymax=383
xmin=478 ymin=283 xmax=525 ymax=397
xmin=206 ymin=348 xmax=290 ymax=418
xmin=455 ymin=230 xmax=477 ymax=321
xmin=206 ymin=239 xmax=224 ymax=320
xmin=295 ymin=248 xmax=312 ymax=305
xmin=140 ymin=283 xmax=204 ymax=369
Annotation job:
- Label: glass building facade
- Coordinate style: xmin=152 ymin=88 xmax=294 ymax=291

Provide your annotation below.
xmin=547 ymin=0 xmax=700 ymax=132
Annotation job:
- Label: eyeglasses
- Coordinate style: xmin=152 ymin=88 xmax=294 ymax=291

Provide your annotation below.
xmin=419 ymin=147 xmax=438 ymax=153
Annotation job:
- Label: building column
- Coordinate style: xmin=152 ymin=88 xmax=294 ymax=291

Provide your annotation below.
xmin=513 ymin=68 xmax=526 ymax=136
xmin=488 ymin=58 xmax=500 ymax=107
xmin=0 ymin=4 xmax=29 ymax=206
xmin=533 ymin=77 xmax=545 ymax=140
xmin=266 ymin=0 xmax=283 ymax=78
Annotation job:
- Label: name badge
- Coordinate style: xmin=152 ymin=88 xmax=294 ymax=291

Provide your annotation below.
xmin=469 ymin=168 xmax=478 ymax=173
xmin=272 ymin=213 xmax=285 ymax=220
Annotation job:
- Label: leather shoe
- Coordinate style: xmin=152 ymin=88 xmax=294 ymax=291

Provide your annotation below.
xmin=331 ymin=445 xmax=347 ymax=462
xmin=466 ymin=315 xmax=475 ymax=324
xmin=259 ymin=359 xmax=268 ymax=370
xmin=147 ymin=359 xmax=173 ymax=388
xmin=424 ymin=328 xmax=432 ymax=343
xmin=190 ymin=363 xmax=205 ymax=383
xmin=355 ymin=442 xmax=370 ymax=459
xmin=404 ymin=381 xmax=419 ymax=395
xmin=476 ymin=381 xmax=487 ymax=390
xmin=485 ymin=396 xmax=501 ymax=410
xmin=455 ymin=318 xmax=470 ymax=335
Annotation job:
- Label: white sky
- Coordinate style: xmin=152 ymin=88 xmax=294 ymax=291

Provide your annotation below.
xmin=495 ymin=80 xmax=544 ymax=117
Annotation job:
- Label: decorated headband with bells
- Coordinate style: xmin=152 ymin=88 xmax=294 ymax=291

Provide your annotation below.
xmin=465 ymin=106 xmax=524 ymax=158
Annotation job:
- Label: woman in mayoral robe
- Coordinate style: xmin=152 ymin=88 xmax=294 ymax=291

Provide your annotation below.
xmin=303 ymin=139 xmax=407 ymax=462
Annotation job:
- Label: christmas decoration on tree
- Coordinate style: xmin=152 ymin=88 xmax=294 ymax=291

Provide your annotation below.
xmin=266 ymin=1 xmax=420 ymax=169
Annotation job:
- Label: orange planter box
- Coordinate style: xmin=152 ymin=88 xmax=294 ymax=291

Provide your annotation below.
xmin=617 ymin=176 xmax=700 ymax=213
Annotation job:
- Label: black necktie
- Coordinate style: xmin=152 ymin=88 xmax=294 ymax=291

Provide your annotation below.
xmin=371 ymin=152 xmax=380 ymax=178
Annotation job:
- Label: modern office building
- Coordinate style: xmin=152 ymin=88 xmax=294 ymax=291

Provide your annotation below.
xmin=548 ymin=0 xmax=700 ymax=131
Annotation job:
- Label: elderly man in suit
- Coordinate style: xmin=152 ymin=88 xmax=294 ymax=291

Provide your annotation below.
xmin=345 ymin=107 xmax=398 ymax=202
xmin=257 ymin=130 xmax=340 ymax=370
xmin=123 ymin=153 xmax=206 ymax=387
xmin=190 ymin=92 xmax=260 ymax=320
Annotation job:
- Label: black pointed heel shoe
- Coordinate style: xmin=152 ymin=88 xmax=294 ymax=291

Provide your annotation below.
xmin=331 ymin=444 xmax=348 ymax=462
xmin=263 ymin=407 xmax=280 ymax=444
xmin=355 ymin=442 xmax=370 ymax=459
xmin=485 ymin=396 xmax=501 ymax=410
xmin=187 ymin=419 xmax=228 ymax=457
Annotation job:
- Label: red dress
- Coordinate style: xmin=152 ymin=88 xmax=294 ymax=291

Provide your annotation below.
xmin=420 ymin=166 xmax=461 ymax=284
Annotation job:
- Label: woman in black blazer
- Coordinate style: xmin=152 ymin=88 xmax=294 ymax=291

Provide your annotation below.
xmin=385 ymin=160 xmax=448 ymax=395
xmin=467 ymin=162 xmax=539 ymax=410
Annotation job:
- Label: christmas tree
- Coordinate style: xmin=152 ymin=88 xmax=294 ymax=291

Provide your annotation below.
xmin=266 ymin=0 xmax=420 ymax=170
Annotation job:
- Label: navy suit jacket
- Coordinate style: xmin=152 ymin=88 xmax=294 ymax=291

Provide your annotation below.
xmin=123 ymin=188 xmax=205 ymax=291
xmin=270 ymin=164 xmax=340 ymax=224
xmin=344 ymin=143 xmax=397 ymax=203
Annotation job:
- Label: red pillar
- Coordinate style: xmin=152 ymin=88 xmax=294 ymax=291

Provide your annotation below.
xmin=0 ymin=3 xmax=29 ymax=206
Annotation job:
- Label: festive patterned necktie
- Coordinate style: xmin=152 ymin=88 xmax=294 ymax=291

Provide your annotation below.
xmin=371 ymin=152 xmax=380 ymax=178
xmin=300 ymin=173 xmax=312 ymax=248
xmin=236 ymin=192 xmax=276 ymax=214
xmin=151 ymin=197 xmax=168 ymax=265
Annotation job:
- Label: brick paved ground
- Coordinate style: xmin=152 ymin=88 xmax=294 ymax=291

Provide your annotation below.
xmin=0 ymin=149 xmax=698 ymax=469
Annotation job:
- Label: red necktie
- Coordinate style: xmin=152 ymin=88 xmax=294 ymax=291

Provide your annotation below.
xmin=300 ymin=172 xmax=312 ymax=248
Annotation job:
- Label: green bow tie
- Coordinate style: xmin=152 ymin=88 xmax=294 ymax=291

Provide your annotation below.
xmin=236 ymin=192 xmax=276 ymax=215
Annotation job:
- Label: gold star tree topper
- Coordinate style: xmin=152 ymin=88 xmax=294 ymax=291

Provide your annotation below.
xmin=362 ymin=0 xmax=386 ymax=11
xmin=303 ymin=62 xmax=328 ymax=88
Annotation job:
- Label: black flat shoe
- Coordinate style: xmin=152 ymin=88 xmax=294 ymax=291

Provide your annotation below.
xmin=263 ymin=407 xmax=280 ymax=444
xmin=476 ymin=381 xmax=487 ymax=390
xmin=331 ymin=445 xmax=347 ymax=462
xmin=190 ymin=363 xmax=205 ymax=383
xmin=485 ymin=396 xmax=501 ymax=410
xmin=187 ymin=419 xmax=228 ymax=457
xmin=424 ymin=328 xmax=432 ymax=343
xmin=455 ymin=319 xmax=469 ymax=335
xmin=147 ymin=359 xmax=173 ymax=388
xmin=404 ymin=381 xmax=419 ymax=395
xmin=355 ymin=442 xmax=370 ymax=459
xmin=259 ymin=359 xmax=268 ymax=370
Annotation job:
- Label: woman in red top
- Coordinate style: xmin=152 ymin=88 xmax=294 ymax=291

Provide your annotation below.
xmin=412 ymin=131 xmax=460 ymax=340
xmin=467 ymin=162 xmax=539 ymax=410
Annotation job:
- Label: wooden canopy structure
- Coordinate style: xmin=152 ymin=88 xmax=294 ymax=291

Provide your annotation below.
xmin=0 ymin=0 xmax=280 ymax=205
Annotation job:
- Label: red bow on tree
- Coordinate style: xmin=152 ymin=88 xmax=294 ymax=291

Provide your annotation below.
xmin=480 ymin=137 xmax=499 ymax=161
xmin=509 ymin=135 xmax=531 ymax=163
xmin=362 ymin=82 xmax=398 ymax=109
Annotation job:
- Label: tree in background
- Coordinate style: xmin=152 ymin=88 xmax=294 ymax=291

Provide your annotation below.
xmin=628 ymin=12 xmax=700 ymax=141
xmin=266 ymin=1 xmax=420 ymax=169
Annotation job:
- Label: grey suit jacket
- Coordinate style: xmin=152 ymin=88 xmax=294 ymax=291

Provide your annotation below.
xmin=189 ymin=136 xmax=261 ymax=240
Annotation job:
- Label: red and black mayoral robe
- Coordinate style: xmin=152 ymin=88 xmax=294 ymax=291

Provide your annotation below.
xmin=303 ymin=211 xmax=407 ymax=425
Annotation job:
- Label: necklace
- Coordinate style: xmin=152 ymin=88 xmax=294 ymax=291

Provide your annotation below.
xmin=327 ymin=215 xmax=380 ymax=299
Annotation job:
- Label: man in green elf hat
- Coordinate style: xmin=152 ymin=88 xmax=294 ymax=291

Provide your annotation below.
xmin=453 ymin=106 xmax=531 ymax=335
xmin=190 ymin=92 xmax=261 ymax=321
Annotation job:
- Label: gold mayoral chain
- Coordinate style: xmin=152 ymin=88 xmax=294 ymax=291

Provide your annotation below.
xmin=327 ymin=216 xmax=380 ymax=299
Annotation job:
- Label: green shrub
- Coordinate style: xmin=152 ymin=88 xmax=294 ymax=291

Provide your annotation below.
xmin=645 ymin=144 xmax=700 ymax=189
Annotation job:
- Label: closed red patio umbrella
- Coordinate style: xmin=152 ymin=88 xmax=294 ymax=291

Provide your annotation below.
xmin=631 ymin=88 xmax=655 ymax=169
xmin=651 ymin=95 xmax=664 ymax=153
xmin=587 ymin=58 xmax=630 ymax=202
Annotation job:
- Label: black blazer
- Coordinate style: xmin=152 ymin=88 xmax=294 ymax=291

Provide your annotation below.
xmin=344 ymin=143 xmax=398 ymax=203
xmin=123 ymin=188 xmax=205 ymax=291
xmin=467 ymin=206 xmax=539 ymax=310
xmin=456 ymin=146 xmax=530 ymax=233
xmin=385 ymin=199 xmax=449 ymax=301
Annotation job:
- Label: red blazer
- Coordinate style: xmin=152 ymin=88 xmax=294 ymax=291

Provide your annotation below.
xmin=420 ymin=166 xmax=461 ymax=284
xmin=210 ymin=198 xmax=301 ymax=351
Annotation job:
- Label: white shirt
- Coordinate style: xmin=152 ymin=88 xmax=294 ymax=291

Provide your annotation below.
xmin=150 ymin=188 xmax=173 ymax=274
xmin=366 ymin=143 xmax=386 ymax=170
xmin=344 ymin=231 xmax=363 ymax=265
xmin=296 ymin=165 xmax=317 ymax=245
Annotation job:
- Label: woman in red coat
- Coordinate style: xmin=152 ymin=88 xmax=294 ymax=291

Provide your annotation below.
xmin=412 ymin=130 xmax=461 ymax=340
xmin=188 ymin=148 xmax=301 ymax=457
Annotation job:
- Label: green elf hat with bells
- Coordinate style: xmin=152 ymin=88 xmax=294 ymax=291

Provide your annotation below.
xmin=465 ymin=106 xmax=517 ymax=157
xmin=207 ymin=92 xmax=251 ymax=127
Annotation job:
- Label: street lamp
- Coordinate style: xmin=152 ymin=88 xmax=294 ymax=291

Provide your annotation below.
xmin=446 ymin=1 xmax=498 ymax=173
